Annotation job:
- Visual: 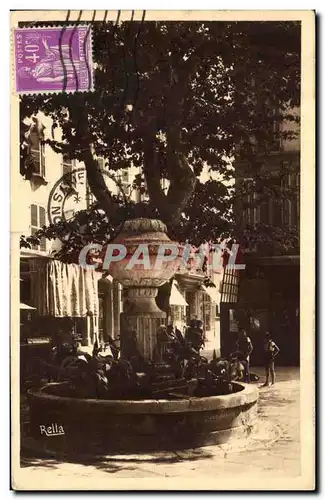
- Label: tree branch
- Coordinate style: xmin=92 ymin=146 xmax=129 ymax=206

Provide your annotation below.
xmin=143 ymin=137 xmax=167 ymax=215
xmin=81 ymin=149 xmax=119 ymax=218
xmin=160 ymin=53 xmax=199 ymax=223
xmin=64 ymin=102 xmax=120 ymax=219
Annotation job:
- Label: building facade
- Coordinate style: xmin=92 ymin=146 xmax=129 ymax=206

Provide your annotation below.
xmin=19 ymin=113 xmax=130 ymax=347
xmin=220 ymin=108 xmax=300 ymax=365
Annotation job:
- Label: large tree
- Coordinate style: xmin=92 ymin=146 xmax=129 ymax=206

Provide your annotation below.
xmin=20 ymin=20 xmax=300 ymax=253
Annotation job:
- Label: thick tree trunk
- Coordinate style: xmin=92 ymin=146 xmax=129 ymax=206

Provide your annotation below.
xmin=82 ymin=149 xmax=119 ymax=218
xmin=142 ymin=135 xmax=197 ymax=226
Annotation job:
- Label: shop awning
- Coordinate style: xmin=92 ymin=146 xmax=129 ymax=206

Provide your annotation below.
xmin=103 ymin=273 xmax=114 ymax=283
xmin=201 ymin=284 xmax=219 ymax=303
xmin=169 ymin=283 xmax=188 ymax=306
xmin=20 ymin=302 xmax=36 ymax=310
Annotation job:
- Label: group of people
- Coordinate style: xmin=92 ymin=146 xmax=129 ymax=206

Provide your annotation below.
xmin=235 ymin=328 xmax=280 ymax=387
xmin=156 ymin=321 xmax=280 ymax=387
xmin=155 ymin=319 xmax=205 ymax=361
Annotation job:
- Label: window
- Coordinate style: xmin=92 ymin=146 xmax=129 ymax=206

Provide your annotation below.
xmin=266 ymin=176 xmax=282 ymax=227
xmin=229 ymin=309 xmax=239 ymax=332
xmin=242 ymin=179 xmax=259 ymax=225
xmin=135 ymin=189 xmax=143 ymax=203
xmin=202 ymin=294 xmax=211 ymax=331
xmin=291 ymin=173 xmax=299 ymax=228
xmin=30 ymin=143 xmax=46 ymax=178
xmin=259 ymin=107 xmax=282 ymax=154
xmin=97 ymin=158 xmax=105 ymax=170
xmin=86 ymin=182 xmax=95 ymax=208
xmin=282 ymin=173 xmax=292 ymax=226
xmin=246 ymin=191 xmax=254 ymax=225
xmin=121 ymin=169 xmax=129 ymax=183
xmin=30 ymin=204 xmax=46 ymax=251
xmin=270 ymin=114 xmax=282 ymax=153
xmin=62 ymin=154 xmax=76 ymax=187
xmin=280 ymin=172 xmax=299 ymax=228
xmin=220 ymin=269 xmax=240 ymax=303
xmin=117 ymin=168 xmax=130 ymax=196
xmin=20 ymin=260 xmax=31 ymax=303
xmin=27 ymin=125 xmax=46 ymax=179
xmin=171 ymin=305 xmax=181 ymax=322
xmin=24 ymin=118 xmax=46 ymax=179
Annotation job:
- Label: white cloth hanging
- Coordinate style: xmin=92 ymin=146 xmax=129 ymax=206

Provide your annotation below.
xmin=29 ymin=259 xmax=99 ymax=317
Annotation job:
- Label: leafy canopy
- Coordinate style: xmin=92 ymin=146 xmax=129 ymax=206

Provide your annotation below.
xmin=20 ymin=20 xmax=300 ymax=254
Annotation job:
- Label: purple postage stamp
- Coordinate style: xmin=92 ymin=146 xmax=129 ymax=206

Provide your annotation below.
xmin=13 ymin=26 xmax=93 ymax=94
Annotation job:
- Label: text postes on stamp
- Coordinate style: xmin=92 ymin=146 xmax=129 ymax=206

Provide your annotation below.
xmin=14 ymin=26 xmax=93 ymax=94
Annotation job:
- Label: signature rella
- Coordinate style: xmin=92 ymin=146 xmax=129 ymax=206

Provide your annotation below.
xmin=78 ymin=242 xmax=246 ymax=271
xmin=39 ymin=423 xmax=65 ymax=437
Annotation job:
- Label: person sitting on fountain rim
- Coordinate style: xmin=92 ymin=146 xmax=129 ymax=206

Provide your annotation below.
xmin=262 ymin=332 xmax=280 ymax=387
xmin=235 ymin=329 xmax=253 ymax=382
xmin=186 ymin=318 xmax=205 ymax=352
xmin=174 ymin=326 xmax=185 ymax=346
xmin=155 ymin=324 xmax=175 ymax=362
xmin=166 ymin=324 xmax=178 ymax=342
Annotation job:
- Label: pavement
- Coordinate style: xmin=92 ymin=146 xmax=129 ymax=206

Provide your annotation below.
xmin=13 ymin=367 xmax=308 ymax=490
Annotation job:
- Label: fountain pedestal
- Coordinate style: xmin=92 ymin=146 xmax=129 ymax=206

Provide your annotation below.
xmin=120 ymin=286 xmax=165 ymax=360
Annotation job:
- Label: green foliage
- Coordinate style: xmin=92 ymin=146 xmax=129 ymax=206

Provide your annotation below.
xmin=20 ymin=20 xmax=300 ymax=255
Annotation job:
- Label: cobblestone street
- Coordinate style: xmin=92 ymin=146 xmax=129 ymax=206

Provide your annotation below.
xmin=14 ymin=367 xmax=306 ymax=489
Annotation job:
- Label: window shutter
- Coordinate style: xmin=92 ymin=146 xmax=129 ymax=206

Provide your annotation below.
xmin=30 ymin=205 xmax=47 ymax=252
xmin=39 ymin=206 xmax=46 ymax=228
xmin=30 ymin=204 xmax=38 ymax=250
xmin=281 ymin=174 xmax=290 ymax=225
xmin=290 ymin=173 xmax=299 ymax=228
xmin=30 ymin=204 xmax=38 ymax=227
xmin=39 ymin=237 xmax=47 ymax=252
xmin=27 ymin=120 xmax=46 ymax=178
xmin=30 ymin=149 xmax=41 ymax=175
xmin=62 ymin=155 xmax=76 ymax=187
xmin=41 ymin=144 xmax=46 ymax=178
xmin=97 ymin=158 xmax=105 ymax=170
xmin=122 ymin=169 xmax=129 ymax=183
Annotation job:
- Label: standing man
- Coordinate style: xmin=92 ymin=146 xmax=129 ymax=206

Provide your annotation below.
xmin=262 ymin=332 xmax=280 ymax=387
xmin=236 ymin=329 xmax=253 ymax=382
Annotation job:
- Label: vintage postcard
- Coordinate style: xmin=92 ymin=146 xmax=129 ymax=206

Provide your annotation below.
xmin=10 ymin=10 xmax=315 ymax=491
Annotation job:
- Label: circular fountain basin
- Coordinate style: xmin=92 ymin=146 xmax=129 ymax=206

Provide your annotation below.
xmin=27 ymin=382 xmax=258 ymax=455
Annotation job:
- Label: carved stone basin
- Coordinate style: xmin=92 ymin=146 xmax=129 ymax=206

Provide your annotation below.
xmin=108 ymin=218 xmax=183 ymax=287
xmin=27 ymin=382 xmax=258 ymax=456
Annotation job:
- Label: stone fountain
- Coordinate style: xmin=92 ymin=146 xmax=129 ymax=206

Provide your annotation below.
xmin=26 ymin=218 xmax=258 ymax=457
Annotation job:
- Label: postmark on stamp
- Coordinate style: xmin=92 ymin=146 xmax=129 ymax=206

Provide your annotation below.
xmin=48 ymin=167 xmax=89 ymax=226
xmin=47 ymin=166 xmax=120 ymax=227
xmin=13 ymin=25 xmax=93 ymax=94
